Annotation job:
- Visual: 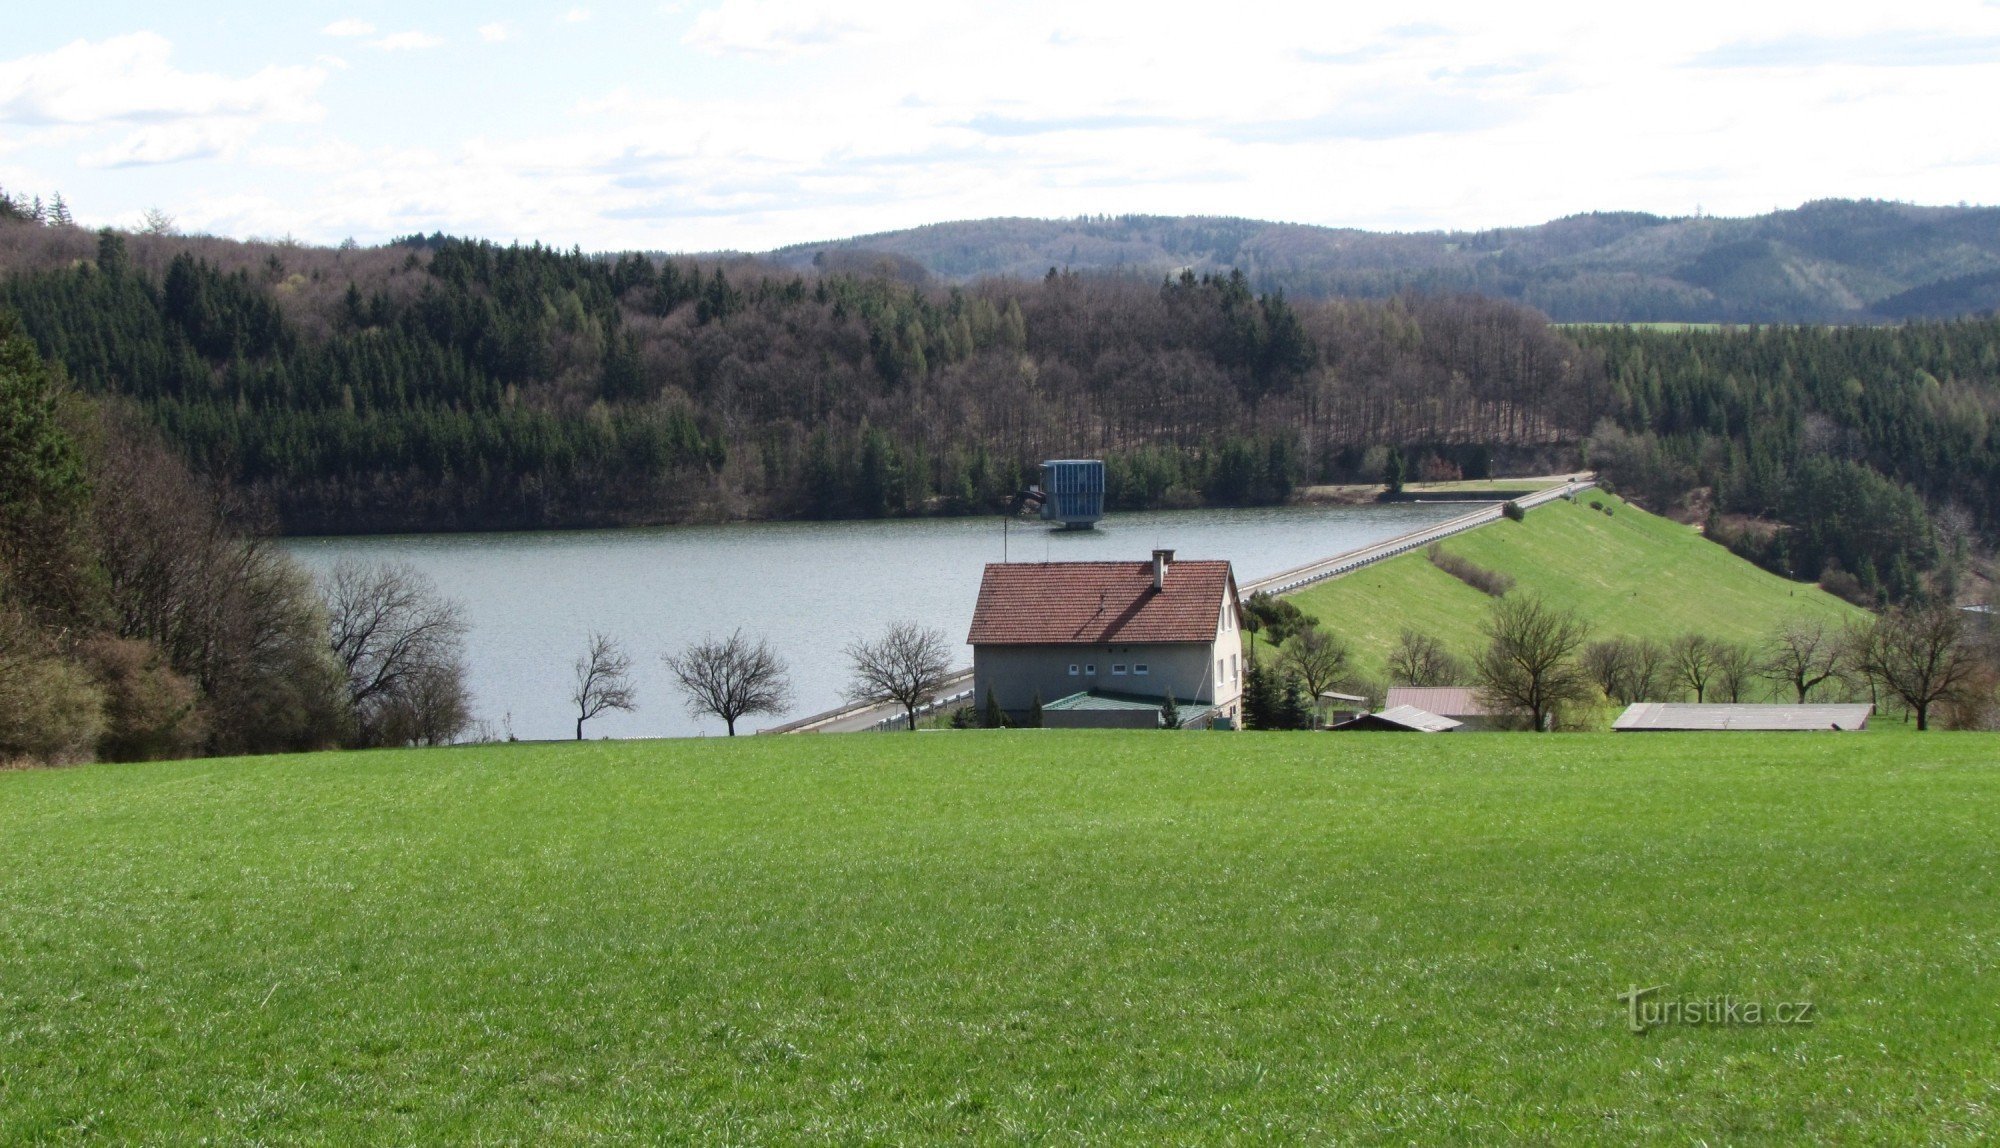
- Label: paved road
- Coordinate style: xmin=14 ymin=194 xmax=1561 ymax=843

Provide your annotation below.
xmin=764 ymin=477 xmax=1594 ymax=733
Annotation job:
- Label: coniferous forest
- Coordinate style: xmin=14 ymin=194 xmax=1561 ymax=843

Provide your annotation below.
xmin=2 ymin=213 xmax=1999 ymax=608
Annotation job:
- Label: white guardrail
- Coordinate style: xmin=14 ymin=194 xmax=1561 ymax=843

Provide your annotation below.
xmin=767 ymin=478 xmax=1593 ymax=733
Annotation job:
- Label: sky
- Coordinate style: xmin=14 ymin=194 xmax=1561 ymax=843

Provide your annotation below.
xmin=2 ymin=1 xmax=1998 ymax=253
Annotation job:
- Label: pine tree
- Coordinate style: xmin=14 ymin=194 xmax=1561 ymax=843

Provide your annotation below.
xmin=1161 ymin=691 xmax=1180 ymax=729
xmin=46 ymin=194 xmax=73 ymax=228
xmin=1278 ymin=676 xmax=1313 ymax=730
xmin=983 ymin=686 xmax=1005 ymax=729
xmin=1027 ymin=688 xmax=1043 ymax=728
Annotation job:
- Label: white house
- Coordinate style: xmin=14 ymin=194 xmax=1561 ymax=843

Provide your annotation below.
xmin=967 ymin=550 xmax=1244 ymax=728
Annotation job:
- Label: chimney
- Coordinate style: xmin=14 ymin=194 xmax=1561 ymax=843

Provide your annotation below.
xmin=1151 ymin=548 xmax=1175 ymax=591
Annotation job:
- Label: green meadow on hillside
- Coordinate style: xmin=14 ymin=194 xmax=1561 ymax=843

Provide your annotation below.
xmin=1273 ymin=491 xmax=1863 ymax=681
xmin=2 ymin=732 xmax=1995 ymax=1142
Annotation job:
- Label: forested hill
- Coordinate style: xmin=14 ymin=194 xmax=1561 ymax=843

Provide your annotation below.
xmin=763 ymin=200 xmax=2000 ymax=324
xmin=3 ymin=216 xmax=2000 ymax=610
xmin=0 ymin=220 xmax=1599 ymax=534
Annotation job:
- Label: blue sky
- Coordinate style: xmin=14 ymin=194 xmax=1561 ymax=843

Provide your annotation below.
xmin=3 ymin=1 xmax=1998 ymax=251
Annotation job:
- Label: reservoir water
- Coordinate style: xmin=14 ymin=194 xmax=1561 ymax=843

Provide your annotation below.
xmin=283 ymin=503 xmax=1465 ymax=740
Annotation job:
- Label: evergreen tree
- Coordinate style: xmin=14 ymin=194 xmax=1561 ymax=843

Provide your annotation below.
xmin=1277 ymin=675 xmax=1313 ymax=730
xmin=1241 ymin=662 xmax=1282 ymax=730
xmin=1161 ymin=691 xmax=1180 ymax=729
xmin=983 ymin=686 xmax=1005 ymax=729
xmin=1384 ymin=446 xmax=1406 ymax=493
xmin=1027 ymin=688 xmax=1043 ymax=728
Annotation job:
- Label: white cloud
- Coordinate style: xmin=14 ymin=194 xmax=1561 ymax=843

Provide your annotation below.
xmin=563 ymin=8 xmax=593 ymax=23
xmin=0 ymin=33 xmax=324 ymax=127
xmin=320 ymin=19 xmax=376 ymax=38
xmin=683 ymin=0 xmax=873 ymax=58
xmin=23 ymin=2 xmax=2000 ymax=252
xmin=82 ymin=122 xmax=242 ymax=168
xmin=375 ymin=31 xmax=445 ymax=51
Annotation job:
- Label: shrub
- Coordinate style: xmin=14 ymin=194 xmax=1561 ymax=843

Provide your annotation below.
xmin=0 ymin=654 xmax=106 ymax=764
xmin=78 ymin=637 xmax=205 ymax=761
xmin=1501 ymin=500 xmax=1526 ymax=522
xmin=1427 ymin=543 xmax=1515 ymax=597
xmin=1589 ymin=500 xmax=1605 ymax=511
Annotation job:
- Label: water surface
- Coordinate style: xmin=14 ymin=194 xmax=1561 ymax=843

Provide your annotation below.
xmin=284 ymin=503 xmax=1463 ymax=739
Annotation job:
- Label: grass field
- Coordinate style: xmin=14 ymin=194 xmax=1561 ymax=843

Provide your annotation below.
xmin=1272 ymin=491 xmax=1863 ymax=680
xmin=3 ymin=732 xmax=1996 ymax=1142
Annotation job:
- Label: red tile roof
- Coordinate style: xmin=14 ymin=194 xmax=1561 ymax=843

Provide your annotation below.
xmin=967 ymin=560 xmax=1237 ymax=646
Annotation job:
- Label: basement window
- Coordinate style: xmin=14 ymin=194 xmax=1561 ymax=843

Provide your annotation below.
xmin=1111 ymin=664 xmax=1127 ymax=675
xmin=1068 ymin=664 xmax=1080 ymax=676
xmin=1133 ymin=664 xmax=1149 ymax=676
xmin=1085 ymin=664 xmax=1097 ymax=676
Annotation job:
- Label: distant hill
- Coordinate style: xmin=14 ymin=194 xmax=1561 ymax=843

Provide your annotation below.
xmin=762 ymin=200 xmax=2000 ymax=323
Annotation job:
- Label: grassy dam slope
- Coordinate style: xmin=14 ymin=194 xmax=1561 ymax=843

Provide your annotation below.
xmin=1278 ymin=491 xmax=1864 ymax=677
xmin=3 ymin=733 xmax=1996 ymax=1142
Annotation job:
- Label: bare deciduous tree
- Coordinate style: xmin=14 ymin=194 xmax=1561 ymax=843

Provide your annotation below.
xmin=1848 ymin=604 xmax=1984 ymax=731
xmin=1759 ymin=617 xmax=1846 ymax=703
xmin=1582 ymin=637 xmax=1637 ymax=703
xmin=323 ymin=560 xmax=471 ymax=747
xmin=1710 ymin=640 xmax=1758 ymax=703
xmin=845 ymin=622 xmax=953 ymax=731
xmin=1583 ymin=636 xmax=1672 ymax=705
xmin=1474 ymin=595 xmax=1593 ymax=731
xmin=664 ymin=629 xmax=791 ymax=736
xmin=1278 ymin=622 xmax=1353 ymax=728
xmin=571 ymin=632 xmax=637 ymax=740
xmin=1389 ymin=627 xmax=1465 ymax=687
xmin=1670 ymin=634 xmax=1720 ymax=703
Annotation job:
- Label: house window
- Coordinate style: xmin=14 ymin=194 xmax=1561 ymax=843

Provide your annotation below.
xmin=1134 ymin=664 xmax=1149 ymax=676
xmin=1231 ymin=654 xmax=1239 ymax=683
xmin=1085 ymin=664 xmax=1096 ymax=676
xmin=1068 ymin=664 xmax=1080 ymax=676
xmin=1111 ymin=664 xmax=1127 ymax=675
xmin=1217 ymin=657 xmax=1224 ymax=682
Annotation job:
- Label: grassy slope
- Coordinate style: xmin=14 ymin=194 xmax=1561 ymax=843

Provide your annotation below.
xmin=3 ymin=733 xmax=1997 ymax=1143
xmin=1274 ymin=491 xmax=1863 ymax=679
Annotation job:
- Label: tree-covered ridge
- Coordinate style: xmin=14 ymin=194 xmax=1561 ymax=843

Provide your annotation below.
xmin=764 ymin=200 xmax=2000 ymax=323
xmin=5 ymin=216 xmax=2000 ymax=607
xmin=0 ymin=222 xmax=1592 ymax=533
xmin=1576 ymin=319 xmax=2000 ymax=601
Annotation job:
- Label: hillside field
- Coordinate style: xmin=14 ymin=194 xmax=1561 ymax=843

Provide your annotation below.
xmin=3 ymin=732 xmax=1995 ymax=1142
xmin=1271 ymin=491 xmax=1864 ymax=684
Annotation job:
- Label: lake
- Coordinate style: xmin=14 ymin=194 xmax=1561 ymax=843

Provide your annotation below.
xmin=283 ymin=503 xmax=1465 ymax=740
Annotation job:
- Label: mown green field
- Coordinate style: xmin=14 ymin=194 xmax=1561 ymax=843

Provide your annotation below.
xmin=3 ymin=732 xmax=1995 ymax=1142
xmin=1274 ymin=491 xmax=1863 ymax=680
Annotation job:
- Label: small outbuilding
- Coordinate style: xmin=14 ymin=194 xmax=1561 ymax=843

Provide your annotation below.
xmin=1382 ymin=687 xmax=1505 ymax=730
xmin=1318 ymin=691 xmax=1369 ymax=726
xmin=1331 ymin=705 xmax=1462 ymax=733
xmin=1612 ymin=702 xmax=1874 ymax=731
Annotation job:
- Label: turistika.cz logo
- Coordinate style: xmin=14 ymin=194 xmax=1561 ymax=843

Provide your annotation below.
xmin=1617 ymin=985 xmax=1815 ymax=1033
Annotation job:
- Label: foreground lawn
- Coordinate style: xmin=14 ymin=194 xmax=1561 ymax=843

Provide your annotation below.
xmin=3 ymin=732 xmax=1996 ymax=1142
xmin=1276 ymin=492 xmax=1861 ymax=678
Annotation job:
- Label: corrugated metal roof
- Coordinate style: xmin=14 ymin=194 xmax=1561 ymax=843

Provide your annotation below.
xmin=1333 ymin=705 xmax=1463 ymax=733
xmin=1383 ymin=686 xmax=1493 ymax=717
xmin=967 ymin=560 xmax=1236 ymax=646
xmin=1612 ymin=703 xmax=1874 ymax=731
xmin=1042 ymin=690 xmax=1175 ymax=712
